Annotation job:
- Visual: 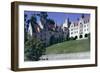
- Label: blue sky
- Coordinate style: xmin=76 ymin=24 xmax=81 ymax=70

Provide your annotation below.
xmin=24 ymin=11 xmax=90 ymax=26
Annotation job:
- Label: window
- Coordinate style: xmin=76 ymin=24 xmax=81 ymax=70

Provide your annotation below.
xmin=71 ymin=29 xmax=73 ymax=31
xmin=71 ymin=32 xmax=73 ymax=34
xmin=84 ymin=29 xmax=86 ymax=31
xmin=87 ymin=24 xmax=88 ymax=27
xmin=88 ymin=19 xmax=89 ymax=22
xmin=87 ymin=29 xmax=88 ymax=31
xmin=84 ymin=34 xmax=88 ymax=37
xmin=84 ymin=25 xmax=86 ymax=27
xmin=79 ymin=35 xmax=83 ymax=38
xmin=80 ymin=23 xmax=82 ymax=25
xmin=84 ymin=21 xmax=85 ymax=24
xmin=71 ymin=25 xmax=73 ymax=27
xmin=74 ymin=36 xmax=78 ymax=40
xmin=74 ymin=31 xmax=76 ymax=33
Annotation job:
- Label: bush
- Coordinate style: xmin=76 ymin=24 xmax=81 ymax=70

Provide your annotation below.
xmin=24 ymin=37 xmax=46 ymax=61
xmin=73 ymin=36 xmax=78 ymax=40
xmin=69 ymin=37 xmax=74 ymax=40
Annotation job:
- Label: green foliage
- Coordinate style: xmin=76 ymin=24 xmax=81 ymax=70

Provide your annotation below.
xmin=24 ymin=14 xmax=27 ymax=22
xmin=40 ymin=12 xmax=48 ymax=19
xmin=39 ymin=12 xmax=48 ymax=25
xmin=69 ymin=37 xmax=74 ymax=40
xmin=49 ymin=35 xmax=56 ymax=45
xmin=30 ymin=15 xmax=37 ymax=33
xmin=24 ymin=29 xmax=28 ymax=42
xmin=24 ymin=14 xmax=28 ymax=42
xmin=47 ymin=19 xmax=55 ymax=31
xmin=47 ymin=19 xmax=55 ymax=25
xmin=24 ymin=37 xmax=46 ymax=61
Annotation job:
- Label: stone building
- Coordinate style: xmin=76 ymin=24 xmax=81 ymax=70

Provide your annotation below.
xmin=63 ymin=15 xmax=90 ymax=40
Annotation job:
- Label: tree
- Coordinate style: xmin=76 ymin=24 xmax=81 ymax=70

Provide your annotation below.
xmin=47 ymin=19 xmax=55 ymax=31
xmin=37 ymin=12 xmax=48 ymax=28
xmin=47 ymin=19 xmax=55 ymax=25
xmin=82 ymin=14 xmax=85 ymax=18
xmin=24 ymin=36 xmax=46 ymax=61
xmin=24 ymin=28 xmax=28 ymax=42
xmin=50 ymin=35 xmax=55 ymax=45
xmin=74 ymin=36 xmax=78 ymax=40
xmin=24 ymin=14 xmax=28 ymax=42
xmin=37 ymin=12 xmax=48 ymax=47
xmin=30 ymin=15 xmax=37 ymax=33
xmin=66 ymin=18 xmax=71 ymax=41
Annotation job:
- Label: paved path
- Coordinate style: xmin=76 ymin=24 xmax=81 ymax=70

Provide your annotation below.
xmin=40 ymin=52 xmax=90 ymax=60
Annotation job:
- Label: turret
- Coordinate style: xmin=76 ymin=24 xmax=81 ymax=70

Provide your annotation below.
xmin=62 ymin=19 xmax=68 ymax=31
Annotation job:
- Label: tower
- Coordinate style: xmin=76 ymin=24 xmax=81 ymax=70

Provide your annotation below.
xmin=62 ymin=19 xmax=68 ymax=31
xmin=28 ymin=22 xmax=33 ymax=37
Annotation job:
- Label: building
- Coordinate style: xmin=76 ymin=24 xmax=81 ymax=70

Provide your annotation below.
xmin=62 ymin=19 xmax=69 ymax=40
xmin=68 ymin=15 xmax=90 ymax=40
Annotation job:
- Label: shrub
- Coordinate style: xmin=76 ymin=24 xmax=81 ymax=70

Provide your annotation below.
xmin=73 ymin=36 xmax=78 ymax=40
xmin=69 ymin=37 xmax=74 ymax=40
xmin=24 ymin=36 xmax=46 ymax=61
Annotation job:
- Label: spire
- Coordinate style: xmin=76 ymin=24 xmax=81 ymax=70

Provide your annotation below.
xmin=28 ymin=22 xmax=33 ymax=37
xmin=63 ymin=18 xmax=68 ymax=28
xmin=62 ymin=18 xmax=68 ymax=31
xmin=82 ymin=14 xmax=85 ymax=19
xmin=65 ymin=19 xmax=68 ymax=24
xmin=55 ymin=21 xmax=57 ymax=27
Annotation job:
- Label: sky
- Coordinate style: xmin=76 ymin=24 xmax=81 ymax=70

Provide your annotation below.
xmin=24 ymin=11 xmax=90 ymax=26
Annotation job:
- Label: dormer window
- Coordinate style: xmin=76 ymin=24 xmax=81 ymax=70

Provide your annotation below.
xmin=84 ymin=21 xmax=85 ymax=24
xmin=71 ymin=32 xmax=73 ymax=34
xmin=80 ymin=23 xmax=82 ymax=25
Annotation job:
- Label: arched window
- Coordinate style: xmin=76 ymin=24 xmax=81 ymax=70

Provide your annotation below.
xmin=79 ymin=35 xmax=82 ymax=38
xmin=85 ymin=34 xmax=88 ymax=37
xmin=74 ymin=36 xmax=78 ymax=40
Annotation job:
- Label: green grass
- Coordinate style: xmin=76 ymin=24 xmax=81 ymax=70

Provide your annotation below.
xmin=45 ymin=39 xmax=90 ymax=54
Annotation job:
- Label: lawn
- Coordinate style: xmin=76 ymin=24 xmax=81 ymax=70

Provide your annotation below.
xmin=45 ymin=39 xmax=90 ymax=54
